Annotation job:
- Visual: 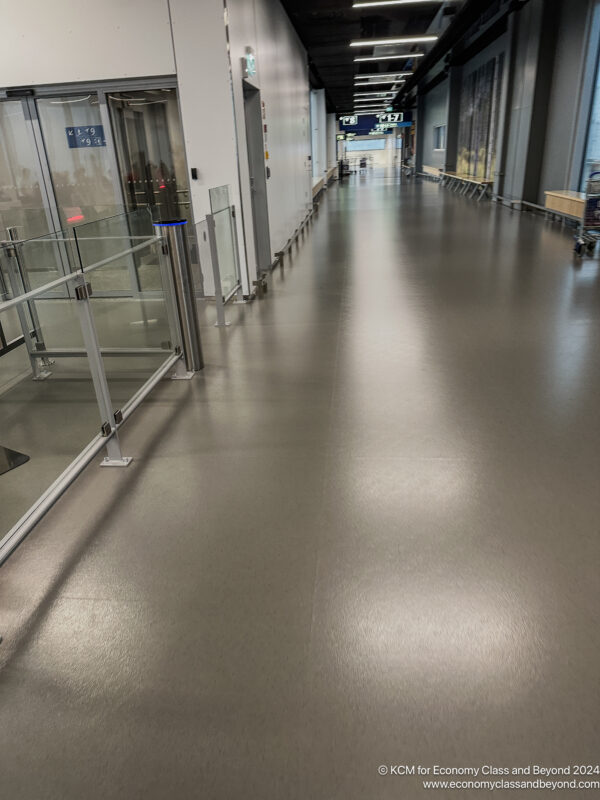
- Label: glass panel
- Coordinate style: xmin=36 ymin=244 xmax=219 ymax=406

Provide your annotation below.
xmin=12 ymin=230 xmax=78 ymax=294
xmin=192 ymin=219 xmax=210 ymax=297
xmin=107 ymin=88 xmax=190 ymax=223
xmin=75 ymin=212 xmax=178 ymax=404
xmin=0 ymin=100 xmax=51 ymax=239
xmin=0 ymin=296 xmax=99 ymax=538
xmin=36 ymin=94 xmax=124 ymax=229
xmin=212 ymin=207 xmax=240 ymax=299
xmin=73 ymin=208 xmax=154 ymax=294
xmin=209 ymin=185 xmax=230 ymax=214
xmin=3 ymin=233 xmax=83 ymax=350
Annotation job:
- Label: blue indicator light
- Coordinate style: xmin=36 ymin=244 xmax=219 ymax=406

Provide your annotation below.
xmin=152 ymin=220 xmax=188 ymax=227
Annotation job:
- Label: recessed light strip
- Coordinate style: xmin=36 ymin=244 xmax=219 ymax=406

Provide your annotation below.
xmin=355 ymin=80 xmax=405 ymax=86
xmin=350 ymin=35 xmax=438 ymax=47
xmin=353 ymin=0 xmax=446 ymax=7
xmin=355 ymin=72 xmax=411 ymax=79
xmin=354 ymin=53 xmax=425 ymax=62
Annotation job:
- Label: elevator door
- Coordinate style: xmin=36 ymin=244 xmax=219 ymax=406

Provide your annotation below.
xmin=107 ymin=89 xmax=190 ymax=223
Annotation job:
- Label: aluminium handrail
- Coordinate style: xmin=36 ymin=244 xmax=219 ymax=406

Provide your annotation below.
xmin=0 ymin=236 xmax=160 ymax=315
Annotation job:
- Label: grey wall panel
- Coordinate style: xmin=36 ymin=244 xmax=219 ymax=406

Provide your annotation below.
xmin=420 ymin=78 xmax=450 ymax=169
xmin=538 ymin=0 xmax=594 ymax=200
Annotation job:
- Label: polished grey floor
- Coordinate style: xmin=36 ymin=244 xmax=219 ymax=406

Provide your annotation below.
xmin=1 ymin=173 xmax=599 ymax=799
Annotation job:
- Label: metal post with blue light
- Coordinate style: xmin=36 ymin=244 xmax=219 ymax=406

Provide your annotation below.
xmin=152 ymin=220 xmax=204 ymax=374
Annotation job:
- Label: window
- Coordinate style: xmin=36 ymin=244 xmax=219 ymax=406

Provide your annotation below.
xmin=346 ymin=138 xmax=386 ymax=151
xmin=433 ymin=124 xmax=447 ymax=151
xmin=582 ymin=42 xmax=600 ymax=187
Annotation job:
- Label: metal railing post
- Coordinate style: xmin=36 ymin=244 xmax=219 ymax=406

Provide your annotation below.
xmin=153 ymin=220 xmax=204 ymax=371
xmin=73 ymin=275 xmax=132 ymax=468
xmin=3 ymin=228 xmax=52 ymax=380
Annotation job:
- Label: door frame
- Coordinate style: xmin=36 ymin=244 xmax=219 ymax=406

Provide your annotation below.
xmin=0 ymin=76 xmax=184 ymax=299
xmin=242 ymin=79 xmax=272 ymax=276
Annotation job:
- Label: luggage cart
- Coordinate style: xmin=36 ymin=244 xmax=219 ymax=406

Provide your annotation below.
xmin=575 ymin=171 xmax=600 ymax=256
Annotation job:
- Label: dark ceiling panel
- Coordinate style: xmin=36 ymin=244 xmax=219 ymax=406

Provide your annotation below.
xmin=279 ymin=0 xmax=456 ymax=112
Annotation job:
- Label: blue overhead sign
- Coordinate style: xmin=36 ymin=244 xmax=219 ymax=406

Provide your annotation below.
xmin=66 ymin=125 xmax=106 ymax=148
xmin=339 ymin=112 xmax=412 ymax=136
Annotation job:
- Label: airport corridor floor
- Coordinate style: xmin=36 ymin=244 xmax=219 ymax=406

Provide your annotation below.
xmin=1 ymin=173 xmax=599 ymax=799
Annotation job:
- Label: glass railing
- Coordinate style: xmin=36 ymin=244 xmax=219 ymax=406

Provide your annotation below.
xmin=73 ymin=208 xmax=155 ymax=294
xmin=211 ymin=206 xmax=240 ymax=300
xmin=184 ymin=186 xmax=242 ymax=326
xmin=0 ymin=291 xmax=99 ymax=535
xmin=0 ymin=210 xmax=188 ymax=564
xmin=0 ymin=229 xmax=79 ymax=299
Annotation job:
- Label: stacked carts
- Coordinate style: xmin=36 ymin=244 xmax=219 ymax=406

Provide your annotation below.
xmin=575 ymin=171 xmax=600 ymax=256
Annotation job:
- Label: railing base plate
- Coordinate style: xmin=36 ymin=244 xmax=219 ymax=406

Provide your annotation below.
xmin=100 ymin=456 xmax=133 ymax=468
xmin=171 ymin=371 xmax=195 ymax=381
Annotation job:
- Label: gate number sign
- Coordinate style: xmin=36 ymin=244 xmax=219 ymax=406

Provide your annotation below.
xmin=66 ymin=125 xmax=106 ymax=148
xmin=377 ymin=113 xmax=403 ymax=123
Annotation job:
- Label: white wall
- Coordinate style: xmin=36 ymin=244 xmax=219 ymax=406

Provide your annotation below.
xmin=227 ymin=0 xmax=312 ymax=272
xmin=169 ymin=0 xmax=248 ymax=292
xmin=0 ymin=0 xmax=175 ymax=85
xmin=326 ymin=114 xmax=338 ymax=171
xmin=1 ymin=0 xmax=311 ymax=287
xmin=310 ymin=89 xmax=327 ymax=183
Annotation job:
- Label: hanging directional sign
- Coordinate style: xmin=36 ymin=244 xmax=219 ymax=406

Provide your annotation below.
xmin=377 ymin=112 xmax=404 ymax=124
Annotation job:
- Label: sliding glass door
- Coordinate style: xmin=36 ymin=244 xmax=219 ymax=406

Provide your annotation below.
xmin=107 ymin=88 xmax=190 ymax=223
xmin=0 ymin=100 xmax=54 ymax=239
xmin=36 ymin=94 xmax=123 ymax=229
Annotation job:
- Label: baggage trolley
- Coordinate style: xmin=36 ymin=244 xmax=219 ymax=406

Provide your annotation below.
xmin=575 ymin=171 xmax=600 ymax=256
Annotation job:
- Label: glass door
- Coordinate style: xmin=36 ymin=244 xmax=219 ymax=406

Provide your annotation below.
xmin=35 ymin=92 xmax=138 ymax=296
xmin=0 ymin=98 xmax=72 ymax=313
xmin=107 ymin=88 xmax=191 ymax=292
xmin=35 ymin=94 xmax=124 ymax=229
xmin=107 ymin=89 xmax=190 ymax=223
xmin=0 ymin=84 xmax=188 ymax=302
xmin=0 ymin=100 xmax=54 ymax=240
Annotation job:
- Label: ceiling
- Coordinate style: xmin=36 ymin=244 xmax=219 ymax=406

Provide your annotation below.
xmin=279 ymin=0 xmax=462 ymax=114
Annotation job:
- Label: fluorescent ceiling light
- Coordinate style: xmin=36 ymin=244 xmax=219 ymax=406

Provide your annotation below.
xmin=350 ymin=35 xmax=438 ymax=47
xmin=354 ymin=53 xmax=425 ymax=62
xmin=353 ymin=0 xmax=446 ymax=7
xmin=353 ymin=91 xmax=395 ymax=95
xmin=355 ymin=72 xmax=411 ymax=79
xmin=355 ymin=79 xmax=405 ymax=86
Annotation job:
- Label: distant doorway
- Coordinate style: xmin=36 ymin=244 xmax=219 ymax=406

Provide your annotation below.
xmin=242 ymin=82 xmax=271 ymax=274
